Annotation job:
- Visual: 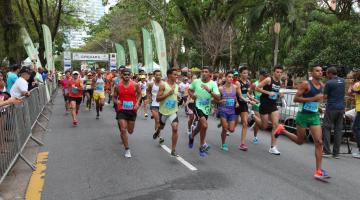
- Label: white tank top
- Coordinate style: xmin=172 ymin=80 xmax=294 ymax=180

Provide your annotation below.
xmin=140 ymin=81 xmax=147 ymax=97
xmin=151 ymin=83 xmax=160 ymax=107
xmin=95 ymin=77 xmax=105 ymax=92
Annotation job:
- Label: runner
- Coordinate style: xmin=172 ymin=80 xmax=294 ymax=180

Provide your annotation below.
xmin=254 ymin=65 xmax=283 ymax=155
xmin=68 ymin=71 xmax=83 ymax=126
xmin=147 ymin=70 xmax=162 ymax=132
xmin=61 ymin=70 xmax=72 ymax=114
xmin=111 ymin=69 xmax=121 ymax=113
xmin=237 ymin=67 xmax=257 ymax=151
xmin=93 ymin=68 xmax=105 ymax=119
xmin=188 ymin=67 xmax=220 ymax=157
xmin=250 ymin=69 xmax=268 ymax=144
xmin=84 ymin=72 xmax=94 ymax=110
xmin=113 ymin=68 xmax=141 ymax=158
xmin=105 ymin=70 xmax=114 ymax=104
xmin=218 ymin=71 xmax=241 ymax=151
xmin=139 ymin=75 xmax=149 ymax=118
xmin=186 ymin=75 xmax=197 ymax=136
xmin=153 ymin=69 xmax=180 ymax=157
xmin=179 ymin=77 xmax=189 ymax=107
xmin=274 ymin=65 xmax=330 ymax=180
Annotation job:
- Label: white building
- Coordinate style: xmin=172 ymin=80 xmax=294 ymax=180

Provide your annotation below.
xmin=64 ymin=0 xmax=105 ymax=49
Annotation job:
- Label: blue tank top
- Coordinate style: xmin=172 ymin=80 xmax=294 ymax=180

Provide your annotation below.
xmin=300 ymin=80 xmax=323 ymax=113
xmin=218 ymin=85 xmax=236 ymax=115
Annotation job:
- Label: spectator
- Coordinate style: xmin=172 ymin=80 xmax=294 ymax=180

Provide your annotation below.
xmin=36 ymin=67 xmax=44 ymax=83
xmin=27 ymin=63 xmax=38 ymax=91
xmin=0 ymin=74 xmax=10 ymax=101
xmin=6 ymin=64 xmax=20 ymax=92
xmin=41 ymin=67 xmax=49 ymax=81
xmin=350 ymin=68 xmax=360 ymax=159
xmin=10 ymin=67 xmax=30 ymax=98
xmin=0 ymin=97 xmax=22 ymax=107
xmin=322 ymin=67 xmax=345 ymax=158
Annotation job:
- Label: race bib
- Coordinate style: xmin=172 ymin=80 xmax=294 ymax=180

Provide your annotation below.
xmin=165 ymin=99 xmax=176 ymax=109
xmin=225 ymin=98 xmax=235 ymax=107
xmin=71 ymin=87 xmax=79 ymax=93
xmin=122 ymin=101 xmax=134 ymax=110
xmin=198 ymin=98 xmax=210 ymax=106
xmin=96 ymin=85 xmax=104 ymax=91
xmin=268 ymin=93 xmax=278 ymax=100
xmin=85 ymin=85 xmax=92 ymax=90
xmin=303 ymin=102 xmax=319 ymax=112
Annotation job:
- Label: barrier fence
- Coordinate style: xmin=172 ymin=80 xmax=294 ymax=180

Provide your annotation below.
xmin=0 ymin=79 xmax=57 ymax=184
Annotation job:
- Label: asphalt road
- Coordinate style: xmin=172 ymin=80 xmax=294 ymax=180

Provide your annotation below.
xmin=41 ymin=94 xmax=360 ymax=200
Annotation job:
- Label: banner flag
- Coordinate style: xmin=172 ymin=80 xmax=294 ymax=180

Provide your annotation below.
xmin=151 ymin=20 xmax=167 ymax=78
xmin=127 ymin=39 xmax=138 ymax=74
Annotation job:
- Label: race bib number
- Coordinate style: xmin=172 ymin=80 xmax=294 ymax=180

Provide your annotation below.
xmin=122 ymin=101 xmax=134 ymax=110
xmin=96 ymin=85 xmax=104 ymax=91
xmin=71 ymin=87 xmax=79 ymax=93
xmin=268 ymin=93 xmax=278 ymax=100
xmin=225 ymin=98 xmax=235 ymax=107
xmin=303 ymin=102 xmax=319 ymax=112
xmin=165 ymin=99 xmax=176 ymax=109
xmin=198 ymin=98 xmax=210 ymax=106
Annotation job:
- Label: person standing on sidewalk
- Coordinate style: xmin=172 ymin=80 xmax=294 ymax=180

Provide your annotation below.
xmin=322 ymin=67 xmax=345 ymax=158
xmin=349 ymin=69 xmax=360 ymax=158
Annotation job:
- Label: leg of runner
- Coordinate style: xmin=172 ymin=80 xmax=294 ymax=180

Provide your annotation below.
xmin=99 ymin=96 xmax=105 ymax=113
xmin=143 ymin=97 xmax=148 ymax=118
xmin=198 ymin=116 xmax=208 ymax=157
xmin=171 ymin=121 xmax=179 ymax=157
xmin=95 ymin=99 xmax=100 ymax=118
xmin=153 ymin=116 xmax=165 ymax=144
xmin=239 ymin=111 xmax=249 ymax=151
xmin=269 ymin=111 xmax=280 ymax=149
xmin=252 ymin=111 xmax=260 ymax=144
xmin=118 ymin=119 xmax=130 ymax=157
xmin=70 ymin=100 xmax=77 ymax=126
xmin=151 ymin=108 xmax=160 ymax=131
xmin=220 ymin=117 xmax=229 ymax=151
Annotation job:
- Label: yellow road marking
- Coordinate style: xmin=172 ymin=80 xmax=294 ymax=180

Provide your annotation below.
xmin=25 ymin=152 xmax=49 ymax=200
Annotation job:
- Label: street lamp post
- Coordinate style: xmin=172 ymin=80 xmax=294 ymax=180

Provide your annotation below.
xmin=273 ymin=22 xmax=281 ymax=66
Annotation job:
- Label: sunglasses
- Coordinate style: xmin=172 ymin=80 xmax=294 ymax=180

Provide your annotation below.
xmin=123 ymin=73 xmax=130 ymax=76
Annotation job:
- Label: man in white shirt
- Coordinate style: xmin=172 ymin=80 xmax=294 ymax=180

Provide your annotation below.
xmin=10 ymin=67 xmax=30 ymax=98
xmin=178 ymin=77 xmax=189 ymax=106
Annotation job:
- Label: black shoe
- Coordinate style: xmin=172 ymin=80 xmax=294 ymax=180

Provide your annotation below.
xmin=159 ymin=137 xmax=165 ymax=144
xmin=171 ymin=150 xmax=179 ymax=157
xmin=153 ymin=130 xmax=160 ymax=139
xmin=96 ymin=114 xmax=99 ymax=119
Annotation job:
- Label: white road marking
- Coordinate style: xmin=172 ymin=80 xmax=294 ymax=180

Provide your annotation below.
xmin=160 ymin=144 xmax=198 ymax=171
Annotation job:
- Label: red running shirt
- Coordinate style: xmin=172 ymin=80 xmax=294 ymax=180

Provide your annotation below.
xmin=68 ymin=79 xmax=82 ymax=98
xmin=117 ymin=80 xmax=137 ymax=111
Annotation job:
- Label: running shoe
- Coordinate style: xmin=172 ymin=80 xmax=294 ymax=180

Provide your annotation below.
xmin=333 ymin=154 xmax=340 ymax=159
xmin=238 ymin=144 xmax=248 ymax=151
xmin=220 ymin=144 xmax=229 ymax=152
xmin=159 ymin=137 xmax=165 ymax=145
xmin=72 ymin=121 xmax=78 ymax=127
xmin=203 ymin=143 xmax=211 ymax=152
xmin=187 ymin=129 xmax=192 ymax=136
xmin=144 ymin=113 xmax=148 ymax=118
xmin=274 ymin=124 xmax=285 ymax=138
xmin=188 ymin=134 xmax=194 ymax=149
xmin=96 ymin=114 xmax=99 ymax=119
xmin=124 ymin=149 xmax=131 ymax=158
xmin=269 ymin=146 xmax=281 ymax=155
xmin=313 ymin=169 xmax=330 ymax=179
xmin=153 ymin=130 xmax=160 ymax=139
xmin=199 ymin=145 xmax=207 ymax=157
xmin=322 ymin=153 xmax=332 ymax=158
xmin=252 ymin=137 xmax=259 ymax=144
xmin=171 ymin=150 xmax=179 ymax=157
xmin=352 ymin=152 xmax=360 ymax=159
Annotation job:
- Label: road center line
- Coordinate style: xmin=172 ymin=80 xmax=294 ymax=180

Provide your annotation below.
xmin=160 ymin=144 xmax=198 ymax=171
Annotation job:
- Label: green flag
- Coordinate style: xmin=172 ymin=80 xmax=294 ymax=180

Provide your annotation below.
xmin=115 ymin=43 xmax=126 ymax=67
xmin=151 ymin=20 xmax=167 ymax=78
xmin=20 ymin=28 xmax=42 ymax=67
xmin=127 ymin=39 xmax=138 ymax=74
xmin=42 ymin=24 xmax=54 ymax=71
xmin=142 ymin=28 xmax=153 ymax=73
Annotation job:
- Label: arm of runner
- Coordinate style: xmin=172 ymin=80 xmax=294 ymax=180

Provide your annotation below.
xmin=147 ymin=82 xmax=153 ymax=102
xmin=202 ymin=83 xmax=220 ymax=102
xmin=255 ymin=77 xmax=273 ymax=96
xmin=113 ymin=85 xmax=118 ymax=104
xmin=294 ymin=81 xmax=322 ymax=103
xmin=218 ymin=86 xmax=225 ymax=104
xmin=156 ymin=83 xmax=173 ymax=102
xmin=135 ymin=83 xmax=142 ymax=110
xmin=235 ymin=81 xmax=248 ymax=102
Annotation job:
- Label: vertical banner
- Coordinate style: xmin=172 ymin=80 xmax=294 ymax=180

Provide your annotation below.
xmin=42 ymin=24 xmax=54 ymax=71
xmin=63 ymin=51 xmax=72 ymax=71
xmin=109 ymin=53 xmax=117 ymax=70
xmin=20 ymin=28 xmax=42 ymax=67
xmin=151 ymin=20 xmax=167 ymax=78
xmin=115 ymin=43 xmax=126 ymax=67
xmin=142 ymin=28 xmax=153 ymax=73
xmin=127 ymin=39 xmax=138 ymax=74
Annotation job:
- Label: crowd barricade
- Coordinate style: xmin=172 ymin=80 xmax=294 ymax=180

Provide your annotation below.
xmin=0 ymin=79 xmax=57 ymax=184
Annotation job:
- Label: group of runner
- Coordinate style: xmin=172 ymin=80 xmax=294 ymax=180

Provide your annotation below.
xmin=59 ymin=64 xmax=331 ymax=180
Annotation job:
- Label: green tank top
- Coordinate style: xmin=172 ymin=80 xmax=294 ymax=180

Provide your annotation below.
xmin=254 ymin=80 xmax=262 ymax=100
xmin=159 ymin=82 xmax=179 ymax=115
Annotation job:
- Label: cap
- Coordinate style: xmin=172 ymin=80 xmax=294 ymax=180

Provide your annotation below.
xmin=72 ymin=71 xmax=79 ymax=75
xmin=259 ymin=69 xmax=269 ymax=76
xmin=233 ymin=71 xmax=239 ymax=76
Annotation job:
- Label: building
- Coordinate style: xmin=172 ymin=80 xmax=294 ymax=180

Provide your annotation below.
xmin=64 ymin=0 xmax=105 ymax=49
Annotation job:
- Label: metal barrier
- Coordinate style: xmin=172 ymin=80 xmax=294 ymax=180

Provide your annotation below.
xmin=0 ymin=78 xmax=57 ymax=184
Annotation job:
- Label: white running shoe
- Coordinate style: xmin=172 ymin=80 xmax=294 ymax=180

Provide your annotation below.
xmin=352 ymin=151 xmax=360 ymax=159
xmin=269 ymin=146 xmax=281 ymax=155
xmin=124 ymin=149 xmax=132 ymax=158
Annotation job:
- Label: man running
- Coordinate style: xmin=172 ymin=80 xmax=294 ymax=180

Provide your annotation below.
xmin=153 ymin=69 xmax=180 ymax=157
xmin=250 ymin=69 xmax=268 ymax=144
xmin=93 ymin=68 xmax=105 ymax=119
xmin=61 ymin=70 xmax=72 ymax=114
xmin=274 ymin=65 xmax=330 ymax=180
xmin=254 ymin=65 xmax=283 ymax=155
xmin=188 ymin=67 xmax=220 ymax=157
xmin=147 ymin=70 xmax=162 ymax=133
xmin=186 ymin=75 xmax=197 ymax=135
xmin=68 ymin=71 xmax=83 ymax=126
xmin=139 ymin=75 xmax=149 ymax=118
xmin=84 ymin=72 xmax=94 ymax=110
xmin=179 ymin=77 xmax=189 ymax=107
xmin=218 ymin=71 xmax=241 ymax=151
xmin=113 ymin=68 xmax=141 ymax=158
